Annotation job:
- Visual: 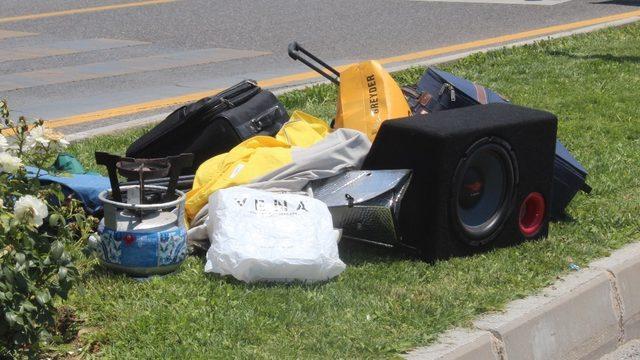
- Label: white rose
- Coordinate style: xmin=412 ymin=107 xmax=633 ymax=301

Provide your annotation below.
xmin=14 ymin=195 xmax=48 ymax=227
xmin=0 ymin=152 xmax=23 ymax=173
xmin=0 ymin=135 xmax=8 ymax=152
xmin=26 ymin=125 xmax=49 ymax=148
xmin=26 ymin=125 xmax=69 ymax=149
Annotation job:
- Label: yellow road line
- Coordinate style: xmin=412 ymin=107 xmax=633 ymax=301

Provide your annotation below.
xmin=0 ymin=0 xmax=178 ymax=24
xmin=46 ymin=8 xmax=640 ymax=129
xmin=378 ymin=9 xmax=640 ymax=65
xmin=0 ymin=29 xmax=37 ymax=40
xmin=47 ymin=66 xmax=354 ymax=129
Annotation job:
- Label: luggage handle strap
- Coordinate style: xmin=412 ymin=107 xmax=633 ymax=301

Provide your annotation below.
xmin=288 ymin=42 xmax=340 ymax=85
xmin=213 ymin=81 xmax=260 ymax=110
xmin=250 ymin=105 xmax=281 ymax=132
xmin=205 ymin=85 xmax=260 ymax=117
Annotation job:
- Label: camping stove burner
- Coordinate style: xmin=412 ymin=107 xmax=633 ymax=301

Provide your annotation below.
xmin=95 ymin=152 xmax=194 ymax=204
xmin=116 ymin=158 xmax=170 ymax=205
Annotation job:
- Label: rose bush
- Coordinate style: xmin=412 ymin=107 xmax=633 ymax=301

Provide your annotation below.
xmin=0 ymin=101 xmax=95 ymax=358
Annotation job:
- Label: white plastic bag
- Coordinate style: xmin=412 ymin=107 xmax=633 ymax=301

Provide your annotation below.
xmin=205 ymin=187 xmax=345 ymax=283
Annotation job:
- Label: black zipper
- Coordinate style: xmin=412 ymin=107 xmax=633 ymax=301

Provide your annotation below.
xmin=438 ymin=83 xmax=456 ymax=103
xmin=431 ymin=71 xmax=482 ymax=107
xmin=198 ymin=86 xmax=260 ymax=120
xmin=203 ymin=80 xmax=257 ymax=107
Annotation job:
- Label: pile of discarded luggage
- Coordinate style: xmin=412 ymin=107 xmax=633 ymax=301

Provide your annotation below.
xmin=55 ymin=42 xmax=591 ymax=282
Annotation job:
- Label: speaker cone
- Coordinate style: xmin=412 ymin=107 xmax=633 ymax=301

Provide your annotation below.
xmin=452 ymin=137 xmax=517 ymax=245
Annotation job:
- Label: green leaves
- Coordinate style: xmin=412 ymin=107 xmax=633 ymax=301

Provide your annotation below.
xmin=0 ymin=213 xmax=11 ymax=232
xmin=48 ymin=213 xmax=66 ymax=228
xmin=20 ymin=300 xmax=36 ymax=313
xmin=4 ymin=312 xmax=18 ymax=327
xmin=14 ymin=252 xmax=26 ymax=265
xmin=35 ymin=291 xmax=51 ymax=306
xmin=3 ymin=267 xmax=14 ymax=285
xmin=57 ymin=267 xmax=68 ymax=282
xmin=50 ymin=241 xmax=64 ymax=261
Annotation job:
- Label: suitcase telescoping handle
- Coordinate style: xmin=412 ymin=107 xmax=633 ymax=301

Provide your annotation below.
xmin=288 ymin=41 xmax=340 ymax=85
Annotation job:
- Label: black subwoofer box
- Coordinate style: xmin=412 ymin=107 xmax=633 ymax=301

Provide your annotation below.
xmin=363 ymin=103 xmax=557 ymax=260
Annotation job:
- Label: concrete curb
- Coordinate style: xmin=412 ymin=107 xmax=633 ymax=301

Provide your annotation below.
xmin=65 ymin=16 xmax=640 ymax=142
xmin=404 ymin=242 xmax=640 ymax=360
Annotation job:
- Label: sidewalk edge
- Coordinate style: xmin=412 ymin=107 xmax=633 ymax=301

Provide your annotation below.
xmin=404 ymin=242 xmax=640 ymax=360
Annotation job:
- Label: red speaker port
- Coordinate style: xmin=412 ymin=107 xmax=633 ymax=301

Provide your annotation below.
xmin=519 ymin=192 xmax=545 ymax=237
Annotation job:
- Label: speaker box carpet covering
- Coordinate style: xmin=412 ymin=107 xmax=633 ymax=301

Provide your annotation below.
xmin=363 ymin=103 xmax=557 ymax=260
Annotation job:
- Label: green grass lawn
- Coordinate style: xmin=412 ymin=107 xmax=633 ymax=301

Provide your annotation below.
xmin=59 ymin=23 xmax=640 ymax=359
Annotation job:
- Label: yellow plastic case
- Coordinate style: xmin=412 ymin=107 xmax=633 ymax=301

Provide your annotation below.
xmin=289 ymin=42 xmax=410 ymax=141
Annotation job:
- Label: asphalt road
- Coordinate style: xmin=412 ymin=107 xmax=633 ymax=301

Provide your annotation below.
xmin=0 ymin=0 xmax=638 ymax=135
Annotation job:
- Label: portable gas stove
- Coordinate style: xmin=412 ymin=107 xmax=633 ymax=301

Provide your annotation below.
xmin=94 ymin=152 xmax=193 ymax=276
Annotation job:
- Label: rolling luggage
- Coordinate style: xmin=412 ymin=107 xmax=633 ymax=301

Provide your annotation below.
xmin=126 ymin=80 xmax=289 ymax=174
xmin=402 ymin=67 xmax=508 ymax=114
xmin=405 ymin=67 xmax=591 ymax=219
xmin=288 ymin=42 xmax=411 ymax=141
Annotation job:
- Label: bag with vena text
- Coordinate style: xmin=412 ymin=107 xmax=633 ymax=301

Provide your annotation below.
xmin=205 ymin=186 xmax=345 ymax=283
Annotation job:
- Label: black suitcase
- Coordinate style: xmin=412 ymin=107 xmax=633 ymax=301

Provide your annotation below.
xmin=126 ymin=80 xmax=288 ymax=174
